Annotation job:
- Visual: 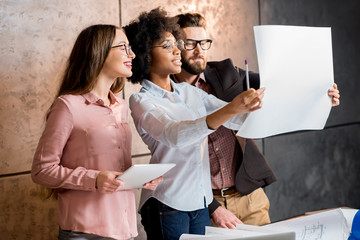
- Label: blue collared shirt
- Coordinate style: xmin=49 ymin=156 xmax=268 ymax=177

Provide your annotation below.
xmin=130 ymin=79 xmax=245 ymax=211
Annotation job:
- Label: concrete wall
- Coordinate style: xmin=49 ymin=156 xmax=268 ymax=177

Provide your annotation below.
xmin=1 ymin=0 xmax=359 ymax=239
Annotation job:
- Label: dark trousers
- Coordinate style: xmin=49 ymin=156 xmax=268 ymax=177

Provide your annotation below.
xmin=140 ymin=198 xmax=211 ymax=240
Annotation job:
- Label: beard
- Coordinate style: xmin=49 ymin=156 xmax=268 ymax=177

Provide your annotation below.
xmin=181 ymin=53 xmax=207 ymax=75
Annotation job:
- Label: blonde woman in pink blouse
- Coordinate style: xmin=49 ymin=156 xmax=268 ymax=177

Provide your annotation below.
xmin=31 ymin=24 xmax=162 ymax=240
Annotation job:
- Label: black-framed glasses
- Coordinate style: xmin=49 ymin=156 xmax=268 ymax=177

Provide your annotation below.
xmin=153 ymin=39 xmax=185 ymax=52
xmin=111 ymin=44 xmax=132 ymax=56
xmin=184 ymin=39 xmax=213 ymax=50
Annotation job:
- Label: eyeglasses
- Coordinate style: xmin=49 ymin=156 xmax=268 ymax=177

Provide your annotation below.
xmin=153 ymin=39 xmax=185 ymax=52
xmin=111 ymin=44 xmax=132 ymax=56
xmin=184 ymin=39 xmax=213 ymax=50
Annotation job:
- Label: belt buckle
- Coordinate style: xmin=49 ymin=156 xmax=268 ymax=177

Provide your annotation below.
xmin=220 ymin=187 xmax=230 ymax=198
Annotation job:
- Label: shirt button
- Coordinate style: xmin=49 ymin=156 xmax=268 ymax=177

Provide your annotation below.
xmin=215 ymin=148 xmax=219 ymax=151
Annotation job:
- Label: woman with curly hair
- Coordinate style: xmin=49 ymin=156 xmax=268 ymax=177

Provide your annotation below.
xmin=31 ymin=24 xmax=162 ymax=240
xmin=125 ymin=8 xmax=265 ymax=239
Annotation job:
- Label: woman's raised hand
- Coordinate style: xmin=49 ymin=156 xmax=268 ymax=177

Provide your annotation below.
xmin=229 ymin=87 xmax=265 ymax=114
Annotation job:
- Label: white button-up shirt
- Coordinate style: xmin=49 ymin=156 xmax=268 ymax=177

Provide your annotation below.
xmin=130 ymin=79 xmax=245 ymax=211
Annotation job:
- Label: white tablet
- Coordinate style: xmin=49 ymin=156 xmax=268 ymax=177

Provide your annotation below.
xmin=116 ymin=163 xmax=176 ymax=189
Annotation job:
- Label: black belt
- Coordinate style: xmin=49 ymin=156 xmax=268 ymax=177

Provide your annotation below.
xmin=212 ymin=186 xmax=237 ymax=197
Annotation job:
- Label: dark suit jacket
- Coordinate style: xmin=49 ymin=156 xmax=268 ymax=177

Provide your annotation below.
xmin=204 ymin=59 xmax=277 ymax=215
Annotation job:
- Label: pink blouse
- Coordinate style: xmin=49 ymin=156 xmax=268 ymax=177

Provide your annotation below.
xmin=31 ymin=92 xmax=137 ymax=239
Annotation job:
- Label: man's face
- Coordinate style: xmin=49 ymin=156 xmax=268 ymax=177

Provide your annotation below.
xmin=180 ymin=27 xmax=208 ymax=75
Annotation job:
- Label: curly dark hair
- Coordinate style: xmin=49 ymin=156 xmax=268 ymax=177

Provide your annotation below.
xmin=124 ymin=7 xmax=181 ymax=84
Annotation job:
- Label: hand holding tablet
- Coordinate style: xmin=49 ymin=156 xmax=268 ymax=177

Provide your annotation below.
xmin=116 ymin=163 xmax=176 ymax=189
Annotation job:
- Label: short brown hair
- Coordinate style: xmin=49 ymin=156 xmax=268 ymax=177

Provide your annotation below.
xmin=175 ymin=12 xmax=207 ymax=29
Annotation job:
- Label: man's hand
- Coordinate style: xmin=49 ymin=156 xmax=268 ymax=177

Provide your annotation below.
xmin=211 ymin=206 xmax=243 ymax=229
xmin=328 ymin=83 xmax=340 ymax=107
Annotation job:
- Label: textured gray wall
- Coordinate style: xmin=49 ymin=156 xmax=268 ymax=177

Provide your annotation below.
xmin=259 ymin=0 xmax=360 ymax=222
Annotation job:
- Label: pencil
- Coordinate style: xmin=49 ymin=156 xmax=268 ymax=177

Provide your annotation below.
xmin=245 ymin=59 xmax=250 ymax=90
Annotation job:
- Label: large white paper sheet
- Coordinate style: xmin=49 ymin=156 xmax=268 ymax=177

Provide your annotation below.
xmin=237 ymin=25 xmax=334 ymax=138
xmin=261 ymin=208 xmax=351 ymax=240
xmin=180 ymin=226 xmax=295 ymax=240
xmin=341 ymin=209 xmax=359 ymax=230
xmin=180 ymin=209 xmax=357 ymax=240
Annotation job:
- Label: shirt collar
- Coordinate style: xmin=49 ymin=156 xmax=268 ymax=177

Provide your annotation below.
xmin=82 ymin=91 xmax=119 ymax=105
xmin=194 ymin=73 xmax=206 ymax=88
xmin=141 ymin=79 xmax=180 ymax=97
xmin=172 ymin=73 xmax=206 ymax=88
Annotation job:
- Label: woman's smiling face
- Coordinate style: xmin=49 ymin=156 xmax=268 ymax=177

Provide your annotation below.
xmin=101 ymin=29 xmax=135 ymax=79
xmin=149 ymin=31 xmax=182 ymax=77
